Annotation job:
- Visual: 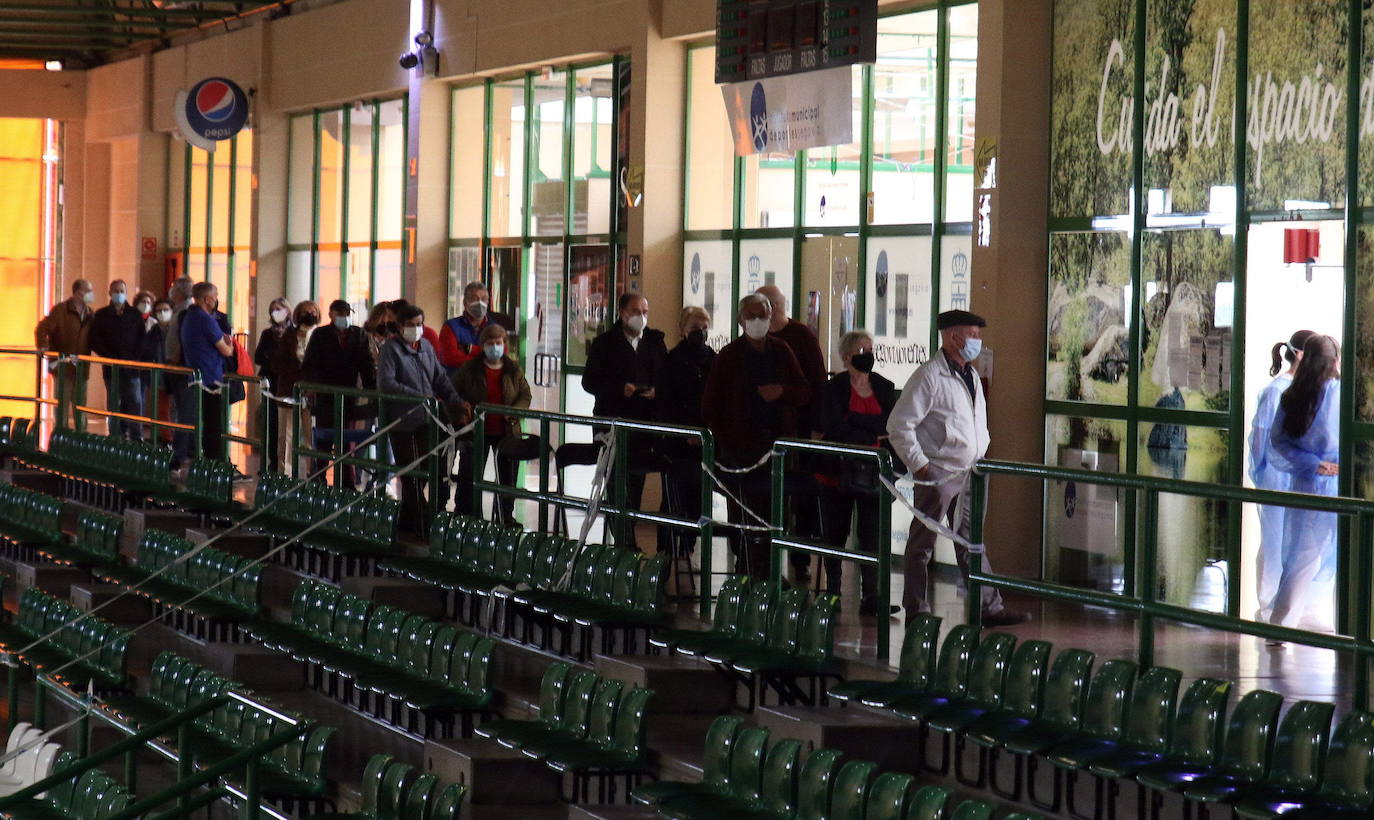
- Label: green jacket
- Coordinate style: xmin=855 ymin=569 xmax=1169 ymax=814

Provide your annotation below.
xmin=451 ymin=356 xmax=532 ymax=436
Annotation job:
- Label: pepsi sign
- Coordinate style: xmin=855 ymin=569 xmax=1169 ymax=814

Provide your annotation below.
xmin=174 ymin=77 xmax=249 ymax=151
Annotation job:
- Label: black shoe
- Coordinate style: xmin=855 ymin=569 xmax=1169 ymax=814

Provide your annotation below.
xmin=981 ymin=609 xmax=1032 ymax=627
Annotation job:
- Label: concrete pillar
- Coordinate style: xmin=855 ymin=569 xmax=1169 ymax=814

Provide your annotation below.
xmin=969 ymin=0 xmax=1053 ymax=580
xmin=415 ymin=75 xmax=453 ymax=318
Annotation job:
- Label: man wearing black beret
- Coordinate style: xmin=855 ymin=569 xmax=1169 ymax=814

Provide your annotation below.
xmin=886 ymin=309 xmax=1030 ymax=626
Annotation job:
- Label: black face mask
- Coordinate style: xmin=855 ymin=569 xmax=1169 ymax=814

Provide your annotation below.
xmin=299 ymin=314 xmax=319 ymax=328
xmin=851 ymin=352 xmax=875 ymax=373
xmin=687 ymin=329 xmax=707 ymax=347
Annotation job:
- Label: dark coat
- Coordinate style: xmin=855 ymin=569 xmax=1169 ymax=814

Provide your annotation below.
xmin=701 ymin=335 xmax=810 ymax=467
xmin=657 ymin=338 xmax=716 ymax=429
xmin=771 ymin=319 xmax=828 ymax=436
xmin=302 ymin=325 xmax=376 ymax=423
xmin=581 ymin=321 xmax=668 ymax=421
xmin=820 ymin=371 xmax=898 ymax=446
xmin=255 ymin=324 xmax=290 ymax=391
xmin=452 ymin=357 xmax=533 ymax=438
xmin=90 ymin=304 xmax=144 ymax=361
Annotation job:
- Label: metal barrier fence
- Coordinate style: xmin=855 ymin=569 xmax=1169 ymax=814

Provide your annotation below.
xmin=967 ymin=460 xmax=1374 ymax=708
xmin=470 ymin=404 xmax=718 ymax=619
xmin=770 ymin=438 xmax=897 ymax=661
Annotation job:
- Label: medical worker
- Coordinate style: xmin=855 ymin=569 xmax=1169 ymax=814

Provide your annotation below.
xmin=1249 ymin=329 xmax=1313 ymax=621
xmin=1267 ymin=334 xmax=1341 ymax=634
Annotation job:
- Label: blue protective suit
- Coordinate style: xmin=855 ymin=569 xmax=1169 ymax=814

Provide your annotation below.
xmin=1248 ymin=374 xmax=1292 ymax=619
xmin=1267 ymin=378 xmax=1340 ymax=629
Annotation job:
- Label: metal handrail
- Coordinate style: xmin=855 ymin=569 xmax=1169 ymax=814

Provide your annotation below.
xmin=771 ymin=438 xmax=896 ymax=660
xmin=968 ymin=458 xmax=1374 ymax=707
xmin=471 ymin=403 xmax=718 ymax=618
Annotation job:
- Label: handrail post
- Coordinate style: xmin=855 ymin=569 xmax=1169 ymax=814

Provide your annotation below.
xmin=333 ymin=387 xmax=345 ymax=486
xmin=770 ymin=445 xmax=786 ymax=598
xmin=473 ymin=407 xmax=487 ymax=520
xmin=539 ymin=416 xmax=551 ymax=531
xmin=876 ymin=447 xmax=893 ymax=661
xmin=6 ymin=660 xmax=16 ymax=733
xmin=699 ymin=432 xmax=715 ymax=619
xmin=176 ymin=720 xmax=192 ymax=816
xmin=149 ymin=364 xmax=161 ymax=447
xmin=1357 ymin=512 xmax=1373 ymax=709
xmin=194 ymin=371 xmax=204 ymax=459
xmin=967 ymin=470 xmax=986 ymax=629
xmin=76 ymin=688 xmax=90 ymax=758
xmin=222 ymin=374 xmax=234 ymax=466
xmin=243 ymin=755 xmax=261 ymax=820
xmin=110 ymin=361 xmax=121 ymax=438
xmin=613 ymin=423 xmax=629 ymax=547
xmin=1139 ymin=489 xmax=1160 ymax=670
xmin=75 ymin=359 xmax=88 ymax=432
xmin=429 ymin=398 xmax=443 ymax=525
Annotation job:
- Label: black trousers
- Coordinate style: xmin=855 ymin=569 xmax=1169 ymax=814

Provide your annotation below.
xmin=454 ymin=436 xmax=519 ymax=523
xmin=389 ymin=429 xmax=433 ymax=529
xmin=819 ymin=488 xmax=881 ymax=599
xmin=199 ymin=393 xmax=224 ymax=462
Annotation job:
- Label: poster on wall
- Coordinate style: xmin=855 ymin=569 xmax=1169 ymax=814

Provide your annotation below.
xmin=865 ymin=235 xmax=933 ymax=388
xmin=568 ymin=245 xmax=612 ymax=368
xmin=683 ymin=240 xmax=734 ymax=350
xmin=721 ymin=66 xmax=854 ymax=156
xmin=738 ymin=238 xmax=793 ymax=309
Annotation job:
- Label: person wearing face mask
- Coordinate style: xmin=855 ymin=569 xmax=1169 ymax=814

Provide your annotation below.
xmin=35 ymin=279 xmax=95 ymax=429
xmin=302 ymin=300 xmax=376 ymax=473
xmin=437 ymin=282 xmax=516 ymax=372
xmin=702 ymin=294 xmax=810 ymax=579
xmin=379 ymin=305 xmax=467 ymax=536
xmin=582 ymin=292 xmax=670 ymax=520
xmin=450 ymin=324 xmax=532 ymax=523
xmin=254 ymin=297 xmax=293 ymax=472
xmin=887 ymin=309 xmax=1029 ymax=627
xmin=816 ymin=331 xmax=901 ymax=616
xmin=89 ymin=279 xmax=148 ymax=439
xmin=179 ymin=282 xmax=236 ymax=461
xmin=656 ymin=306 xmax=717 ymax=557
xmin=271 ymin=302 xmax=320 ymax=476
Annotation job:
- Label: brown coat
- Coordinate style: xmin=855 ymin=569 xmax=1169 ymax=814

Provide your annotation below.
xmin=451 ymin=356 xmax=532 ymax=436
xmin=701 ymin=335 xmax=810 ymax=467
xmin=270 ymin=327 xmax=311 ymax=397
xmin=35 ymin=298 xmax=92 ymax=355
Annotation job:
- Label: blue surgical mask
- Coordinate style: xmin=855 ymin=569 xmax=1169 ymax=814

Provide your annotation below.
xmin=333 ymin=315 xmax=350 ymax=331
xmin=483 ymin=343 xmax=504 ymax=362
xmin=961 ymin=337 xmax=982 ymax=362
xmin=111 ymin=292 xmax=127 ymax=306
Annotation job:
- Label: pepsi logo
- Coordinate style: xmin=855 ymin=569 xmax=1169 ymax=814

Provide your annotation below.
xmin=195 ymin=81 xmax=236 ymax=122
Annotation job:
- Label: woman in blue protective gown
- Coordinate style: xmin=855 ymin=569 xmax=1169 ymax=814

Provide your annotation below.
xmin=1268 ymin=334 xmax=1341 ymax=632
xmin=1249 ymin=329 xmax=1314 ymax=621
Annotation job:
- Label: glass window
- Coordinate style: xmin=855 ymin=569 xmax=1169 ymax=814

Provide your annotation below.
xmin=871 ymin=9 xmax=939 ymax=226
xmin=866 ymin=234 xmax=933 ymax=387
xmin=1046 ymin=231 xmax=1131 ymax=404
xmin=376 ymin=99 xmax=405 ymax=244
xmin=490 ymin=79 xmax=527 ymax=238
xmin=1043 ymin=414 xmax=1127 ymax=592
xmin=742 ymin=151 xmax=796 ymax=229
xmin=450 ymin=85 xmax=486 ymax=239
xmin=573 ymin=65 xmax=615 ymax=235
xmin=175 ymin=130 xmax=254 ymax=331
xmin=287 ymin=115 xmax=314 ymax=246
xmin=531 ymin=71 xmax=568 ymax=236
xmin=799 ymin=234 xmax=859 ymax=370
xmin=944 ymin=4 xmax=978 ymax=224
xmin=187 ymin=145 xmax=208 ymax=281
xmin=738 ymin=238 xmax=793 ymax=308
xmin=804 ymin=65 xmax=864 ymax=227
xmin=567 ymin=244 xmax=613 ymax=367
xmin=345 ymin=104 xmax=375 ymax=311
xmin=315 ymin=109 xmax=345 ymax=307
xmin=683 ymin=239 xmax=735 ymax=350
xmin=1139 ymin=425 xmax=1230 ymax=610
xmin=686 ymin=47 xmax=735 ymax=231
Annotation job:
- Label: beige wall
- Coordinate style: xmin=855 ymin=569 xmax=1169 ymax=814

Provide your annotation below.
xmin=0 ymin=70 xmax=85 ymax=121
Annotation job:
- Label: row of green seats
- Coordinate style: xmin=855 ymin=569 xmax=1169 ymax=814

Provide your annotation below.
xmin=474 ymin=660 xmax=654 ymax=801
xmin=255 ymin=473 xmax=398 ymax=553
xmin=633 ymin=715 xmax=1043 ymax=820
xmin=0 ymin=416 xmax=39 ymax=459
xmin=42 ymin=507 xmax=122 ymax=567
xmin=42 ymin=428 xmax=172 ymax=494
xmin=158 ymin=456 xmax=238 ymax=515
xmin=100 ymin=529 xmax=260 ymax=630
xmin=246 ymin=580 xmax=496 ymax=739
xmin=305 ymin=753 xmax=466 ymax=820
xmin=0 ymin=587 xmax=129 ymax=693
xmin=102 ymin=652 xmax=335 ymax=804
xmin=0 ymin=482 xmax=63 ymax=547
xmin=1 ymin=752 xmax=133 ymax=820
xmin=652 ymin=576 xmax=840 ymax=710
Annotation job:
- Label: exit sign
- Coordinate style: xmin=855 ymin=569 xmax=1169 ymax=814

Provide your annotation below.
xmin=716 ymin=0 xmax=877 ymax=85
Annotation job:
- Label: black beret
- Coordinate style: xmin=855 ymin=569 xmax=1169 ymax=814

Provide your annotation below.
xmin=937 ymin=309 xmax=986 ymax=330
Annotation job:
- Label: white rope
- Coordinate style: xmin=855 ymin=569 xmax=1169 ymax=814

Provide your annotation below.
xmin=879 ymin=472 xmax=985 ymax=555
xmin=711 ymin=449 xmax=774 ymax=474
xmin=700 ymin=461 xmax=778 ymax=531
xmin=187 ymin=379 xmax=222 ymax=395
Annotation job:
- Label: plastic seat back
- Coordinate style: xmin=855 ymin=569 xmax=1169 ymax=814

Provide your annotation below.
xmin=1080 ymin=659 xmax=1138 ymax=742
xmin=1122 ymin=666 xmax=1183 ymax=753
xmin=1315 ymin=710 xmax=1374 ymax=810
xmin=534 ymin=662 xmax=572 ymax=723
xmin=611 ymin=685 xmax=653 ymax=759
xmin=765 ymin=588 xmax=809 ymax=654
xmin=999 ymin=638 xmax=1051 ymax=719
xmin=1213 ymin=689 xmax=1283 ymax=781
xmin=583 ymin=679 xmax=624 ymax=746
xmin=797 ymin=594 xmax=839 ymax=664
xmin=1168 ymin=677 xmax=1234 ymax=766
xmin=795 ymin=748 xmax=844 ymax=820
xmin=356 ymin=754 xmax=394 ymax=812
xmin=950 ymin=799 xmax=995 ymax=820
xmin=557 ymin=670 xmax=599 ymax=734
xmin=1037 ymin=648 xmax=1096 ymax=731
xmin=699 ymin=715 xmax=745 ymax=792
xmin=429 ymin=782 xmax=467 ymax=820
xmin=1264 ymin=699 xmax=1335 ymax=793
xmin=758 ymin=737 xmax=802 ymax=816
xmin=865 ymin=771 xmax=914 ymax=820
xmin=896 ymin=614 xmax=942 ymax=689
xmin=931 ymin=624 xmax=979 ymax=699
xmin=962 ymin=632 xmax=1016 ymax=710
xmin=829 ymin=760 xmax=878 ymax=819
xmin=736 ymin=584 xmax=777 ymax=648
xmin=711 ymin=575 xmax=749 ymax=637
xmin=377 ymin=760 xmax=415 ymax=820
xmin=404 ymin=772 xmax=439 ymax=818
xmin=631 ymin=554 xmax=667 ymax=613
xmin=906 ymin=784 xmax=952 ymax=820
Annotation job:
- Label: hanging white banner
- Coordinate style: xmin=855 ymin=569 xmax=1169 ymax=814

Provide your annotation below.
xmin=721 ymin=65 xmax=854 ymax=157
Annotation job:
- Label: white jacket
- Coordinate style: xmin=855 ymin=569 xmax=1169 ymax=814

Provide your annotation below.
xmin=886 ymin=352 xmax=990 ymax=477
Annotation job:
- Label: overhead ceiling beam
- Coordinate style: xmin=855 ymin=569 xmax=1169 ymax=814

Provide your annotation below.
xmin=0 ymin=19 xmax=175 ymax=33
xmin=0 ymin=30 xmax=146 ymax=44
xmin=1 ymin=5 xmax=213 ymax=19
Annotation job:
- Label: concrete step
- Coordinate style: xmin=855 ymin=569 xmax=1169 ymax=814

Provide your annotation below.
xmin=69 ymin=582 xmax=153 ymax=624
xmin=567 ymin=804 xmax=660 ymax=820
xmin=2 ymin=558 xmax=91 ymax=608
xmin=425 ymin=737 xmax=562 ymax=805
xmin=122 ymin=508 xmax=199 ymax=558
xmin=753 ymin=703 xmax=921 ymax=774
xmin=341 ymin=575 xmax=447 ymax=619
xmin=184 ymin=527 xmax=273 ymax=560
xmin=593 ymin=654 xmax=733 ymax=715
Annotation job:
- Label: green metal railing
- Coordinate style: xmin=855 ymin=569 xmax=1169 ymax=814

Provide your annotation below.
xmin=222 ymin=372 xmax=271 ymax=471
xmin=968 ymin=459 xmax=1374 ymax=707
xmin=292 ymin=381 xmax=444 ymax=516
xmin=3 ymin=679 xmax=302 ymax=820
xmin=770 ymin=438 xmax=896 ymax=661
xmin=470 ymin=404 xmax=718 ymax=618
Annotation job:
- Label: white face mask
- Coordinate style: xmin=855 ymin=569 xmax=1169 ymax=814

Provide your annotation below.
xmin=743 ymin=317 xmax=771 ymax=340
xmin=483 ymin=343 xmax=505 ymax=362
xmin=111 ymin=292 xmax=127 ymax=306
xmin=156 ymin=310 xmax=172 ymax=323
xmin=468 ymin=300 xmax=488 ymax=320
xmin=136 ymin=302 xmax=152 ymax=315
xmin=624 ymin=314 xmax=647 ymax=335
xmin=961 ymin=337 xmax=983 ymax=362
xmin=271 ymin=308 xmax=289 ymax=325
xmin=333 ymin=315 xmax=350 ymax=331
xmin=81 ymin=290 xmax=95 ymax=304
xmin=402 ymin=326 xmax=423 ymax=343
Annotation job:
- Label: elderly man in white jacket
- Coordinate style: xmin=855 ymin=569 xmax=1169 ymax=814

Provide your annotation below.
xmin=887 ymin=309 xmax=1030 ymax=626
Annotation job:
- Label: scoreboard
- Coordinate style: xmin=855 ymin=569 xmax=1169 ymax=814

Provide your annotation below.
xmin=715 ymin=0 xmax=877 ymax=84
